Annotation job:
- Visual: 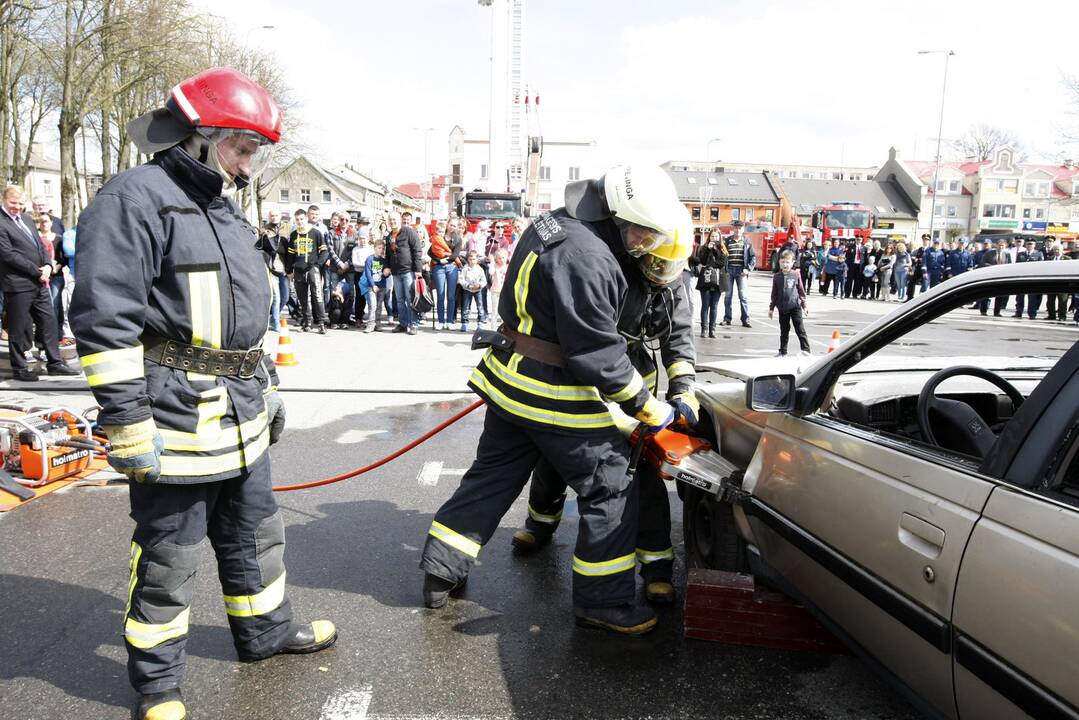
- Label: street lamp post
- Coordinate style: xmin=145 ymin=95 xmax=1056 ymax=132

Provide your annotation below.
xmin=918 ymin=49 xmax=955 ymax=244
xmin=706 ymin=137 xmax=722 ymax=162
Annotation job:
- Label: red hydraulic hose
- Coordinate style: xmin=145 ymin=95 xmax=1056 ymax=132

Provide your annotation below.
xmin=272 ymin=399 xmax=485 ymax=492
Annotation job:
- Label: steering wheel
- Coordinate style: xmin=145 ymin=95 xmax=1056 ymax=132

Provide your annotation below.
xmin=917 ymin=365 xmax=1024 ymax=459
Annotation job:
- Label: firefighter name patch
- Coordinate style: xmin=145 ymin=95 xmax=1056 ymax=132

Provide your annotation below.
xmin=533 ymin=213 xmax=564 ymax=245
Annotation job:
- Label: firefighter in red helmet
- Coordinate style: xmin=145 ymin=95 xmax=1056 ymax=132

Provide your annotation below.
xmin=70 ymin=68 xmax=336 ymax=720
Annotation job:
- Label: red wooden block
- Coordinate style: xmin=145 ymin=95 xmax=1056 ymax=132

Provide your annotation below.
xmin=684 ymin=568 xmax=848 ymax=654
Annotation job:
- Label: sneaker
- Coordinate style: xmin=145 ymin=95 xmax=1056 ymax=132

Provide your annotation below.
xmin=407 ymin=326 xmax=418 ymax=336
xmin=775 ymin=351 xmax=787 ymax=357
xmin=423 ymin=572 xmax=467 ymax=609
xmin=318 ymin=324 xmax=327 ymax=335
xmin=721 ymin=320 xmax=731 ymax=326
xmin=301 ymin=324 xmax=310 ymax=333
xmin=391 ymin=325 xmax=408 ymax=334
xmin=573 ymin=604 xmax=657 ymax=636
xmin=460 ymin=324 xmax=468 ymax=332
xmin=742 ymin=321 xmax=752 ymax=328
xmin=363 ymin=324 xmax=375 ymax=334
xmin=434 ymin=322 xmax=443 ymax=331
xmin=136 ymin=688 xmax=186 ymax=720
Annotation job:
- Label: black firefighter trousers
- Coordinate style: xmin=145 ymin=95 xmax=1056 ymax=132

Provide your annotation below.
xmin=421 ymin=409 xmax=638 ymax=608
xmin=124 ymin=456 xmax=293 ymax=694
xmin=523 ymin=458 xmax=674 ymax=582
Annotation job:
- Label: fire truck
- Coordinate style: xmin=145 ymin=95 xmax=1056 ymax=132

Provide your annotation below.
xmin=459 ymin=191 xmax=524 ymax=236
xmin=768 ymin=201 xmax=874 ymax=268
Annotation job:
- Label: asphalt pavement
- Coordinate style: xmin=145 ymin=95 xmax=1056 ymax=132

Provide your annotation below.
xmin=4 ymin=273 xmax=1071 ymax=719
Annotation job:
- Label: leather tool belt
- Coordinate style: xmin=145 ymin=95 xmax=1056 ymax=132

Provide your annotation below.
xmin=143 ymin=334 xmax=264 ymax=379
xmin=471 ymin=326 xmax=567 ymax=368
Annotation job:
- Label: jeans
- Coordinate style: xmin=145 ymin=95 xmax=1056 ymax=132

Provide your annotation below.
xmin=432 ymin=263 xmax=459 ymax=325
xmin=294 ymin=266 xmax=326 ymax=326
xmin=49 ymin=272 xmax=65 ymax=338
xmin=277 ymin=273 xmax=295 ymax=321
xmin=392 ymin=271 xmax=415 ymax=329
xmin=269 ymin=275 xmax=280 ymax=331
xmin=461 ymin=290 xmax=484 ymax=327
xmin=699 ymin=288 xmax=721 ymax=330
xmin=895 ymin=268 xmax=909 ymax=300
xmin=829 ymin=269 xmax=846 ymax=297
xmin=365 ymin=288 xmax=385 ymax=325
xmin=778 ymin=307 xmax=810 ymax=354
xmin=723 ymin=270 xmax=749 ymax=323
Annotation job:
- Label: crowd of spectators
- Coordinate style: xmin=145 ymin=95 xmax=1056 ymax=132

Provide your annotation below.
xmin=687 ymin=223 xmax=1079 ymax=330
xmin=258 ymin=205 xmax=528 ymax=336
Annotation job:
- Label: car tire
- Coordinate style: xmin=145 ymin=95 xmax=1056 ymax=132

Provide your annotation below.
xmin=682 ymin=487 xmax=748 ymax=573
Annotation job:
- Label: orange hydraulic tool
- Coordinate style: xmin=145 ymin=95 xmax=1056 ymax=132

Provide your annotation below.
xmin=0 ymin=405 xmax=105 ymax=489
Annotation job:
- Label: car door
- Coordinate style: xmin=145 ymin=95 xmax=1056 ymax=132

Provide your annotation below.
xmin=741 ymin=408 xmax=989 ymax=719
xmin=952 ymin=350 xmax=1079 ymax=719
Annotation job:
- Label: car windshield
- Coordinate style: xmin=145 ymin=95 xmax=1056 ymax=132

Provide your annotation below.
xmin=465 ymin=196 xmax=521 ymax=219
xmin=826 ymin=210 xmax=871 ymax=229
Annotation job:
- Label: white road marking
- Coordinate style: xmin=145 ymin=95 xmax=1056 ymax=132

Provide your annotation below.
xmin=335 ymin=429 xmax=388 ymax=445
xmin=417 ymin=461 xmax=443 ymax=486
xmin=319 ymin=686 xmax=373 ymax=720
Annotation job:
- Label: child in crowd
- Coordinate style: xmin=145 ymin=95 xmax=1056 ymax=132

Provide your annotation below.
xmin=488 ymin=248 xmax=509 ymax=328
xmin=362 ymin=239 xmax=389 ymax=333
xmin=459 ymin=250 xmax=487 ymax=332
xmin=768 ymin=250 xmax=811 ymax=356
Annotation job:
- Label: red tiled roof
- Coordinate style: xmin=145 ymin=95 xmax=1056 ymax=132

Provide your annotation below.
xmin=394 ymin=175 xmax=448 ymax=200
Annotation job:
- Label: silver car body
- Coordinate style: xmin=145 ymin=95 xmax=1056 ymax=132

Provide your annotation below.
xmin=694 ymin=262 xmax=1079 ymax=719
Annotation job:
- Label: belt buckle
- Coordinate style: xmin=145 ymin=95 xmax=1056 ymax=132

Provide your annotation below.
xmin=239 ymin=349 xmax=263 ymax=379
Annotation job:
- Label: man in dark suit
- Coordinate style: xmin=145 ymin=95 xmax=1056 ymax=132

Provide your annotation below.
xmin=0 ymin=186 xmax=78 ymax=381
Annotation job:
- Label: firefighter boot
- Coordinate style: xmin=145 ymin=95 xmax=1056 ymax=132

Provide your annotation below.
xmin=645 ymin=580 xmax=675 ymax=605
xmin=423 ymin=572 xmax=467 ymax=609
xmin=136 ymin=688 xmax=186 ymax=720
xmin=574 ymin=604 xmax=657 ymax=636
xmin=276 ymin=620 xmax=338 ymax=655
xmin=511 ymin=528 xmax=552 ymax=553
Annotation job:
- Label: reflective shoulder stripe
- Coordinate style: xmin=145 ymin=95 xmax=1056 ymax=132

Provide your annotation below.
xmin=222 ymin=571 xmax=286 ymax=618
xmin=470 ymin=370 xmax=615 ymax=429
xmin=527 ymin=504 xmax=563 ymax=525
xmin=513 ymin=251 xmax=539 ymax=334
xmin=572 ymin=552 xmax=636 ymax=577
xmin=605 ymin=370 xmax=645 ymax=403
xmin=665 ymin=361 xmax=695 ymax=381
xmin=635 ymin=547 xmax=675 ymax=564
xmin=125 ymin=607 xmax=190 ymax=649
xmin=80 ymin=345 xmax=144 ymax=386
xmin=483 ymin=352 xmax=602 ymax=402
xmin=428 ymin=521 xmax=482 ymax=559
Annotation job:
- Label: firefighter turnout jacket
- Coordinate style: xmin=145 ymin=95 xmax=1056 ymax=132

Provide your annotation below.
xmin=469 ymin=210 xmax=660 ymax=433
xmin=71 ymin=146 xmax=278 ymax=483
xmin=617 ymin=260 xmax=695 ymax=398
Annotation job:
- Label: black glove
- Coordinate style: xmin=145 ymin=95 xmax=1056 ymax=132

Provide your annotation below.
xmin=266 ymin=390 xmax=286 ymax=445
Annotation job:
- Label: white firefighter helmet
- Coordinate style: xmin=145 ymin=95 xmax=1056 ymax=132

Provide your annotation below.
xmin=603 ymin=165 xmax=688 ymax=257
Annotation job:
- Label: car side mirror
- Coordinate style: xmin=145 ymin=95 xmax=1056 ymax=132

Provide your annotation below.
xmin=746 ymin=374 xmax=797 ymax=413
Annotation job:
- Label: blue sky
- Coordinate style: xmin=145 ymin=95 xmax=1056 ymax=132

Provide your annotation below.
xmin=195 ymin=0 xmax=1079 ymax=184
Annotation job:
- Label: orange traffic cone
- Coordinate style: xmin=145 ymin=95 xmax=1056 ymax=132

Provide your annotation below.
xmin=274 ymin=318 xmax=299 ymax=367
xmin=827 ymin=329 xmax=842 ymax=353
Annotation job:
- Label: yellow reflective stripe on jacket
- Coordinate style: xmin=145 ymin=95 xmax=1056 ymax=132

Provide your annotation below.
xmin=666 ymin=361 xmax=695 ymax=380
xmin=513 ymin=251 xmax=538 ymax=334
xmin=125 ymin=542 xmax=142 ymax=617
xmin=159 ymin=424 xmax=269 ymax=476
xmin=80 ymin=345 xmax=143 ymax=386
xmin=188 ymin=270 xmax=222 ymax=381
xmin=159 ymin=411 xmax=268 ymax=452
xmin=643 ymin=370 xmax=658 ymax=394
xmin=483 ymin=351 xmax=602 ymax=402
xmin=636 ymin=547 xmax=675 ymax=564
xmin=428 ymin=521 xmax=482 ymax=558
xmin=470 ymin=370 xmax=615 ymax=429
xmin=528 ymin=503 xmax=563 ymax=525
xmin=124 ymin=608 xmax=190 ymax=649
xmin=572 ymin=552 xmax=636 ymax=577
xmin=605 ymin=370 xmax=645 ymax=403
xmin=222 ymin=571 xmax=286 ymax=618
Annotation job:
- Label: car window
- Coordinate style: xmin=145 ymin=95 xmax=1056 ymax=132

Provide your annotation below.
xmin=817 ymin=285 xmax=1078 ymax=467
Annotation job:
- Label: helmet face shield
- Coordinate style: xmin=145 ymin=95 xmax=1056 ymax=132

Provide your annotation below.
xmin=621 ymin=222 xmax=670 ymax=257
xmin=638 ymin=253 xmax=686 ymax=285
xmin=198 ymin=127 xmax=275 ymax=181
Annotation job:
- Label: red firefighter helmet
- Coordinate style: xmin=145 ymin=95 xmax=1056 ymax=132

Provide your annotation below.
xmin=127 ymin=67 xmax=281 ymax=180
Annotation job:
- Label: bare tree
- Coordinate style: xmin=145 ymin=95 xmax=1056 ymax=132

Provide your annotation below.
xmin=0 ymin=0 xmax=40 ymax=182
xmin=950 ymin=123 xmax=1026 ymax=162
xmin=1062 ymin=74 xmax=1079 ymax=150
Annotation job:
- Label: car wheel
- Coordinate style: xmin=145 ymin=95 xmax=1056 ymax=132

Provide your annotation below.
xmin=682 ymin=487 xmax=747 ymax=572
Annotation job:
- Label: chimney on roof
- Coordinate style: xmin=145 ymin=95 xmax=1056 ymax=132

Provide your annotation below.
xmin=888 ymin=147 xmax=898 ymax=161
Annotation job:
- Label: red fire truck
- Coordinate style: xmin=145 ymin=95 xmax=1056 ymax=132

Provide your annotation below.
xmin=768 ymin=201 xmax=874 ymax=268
